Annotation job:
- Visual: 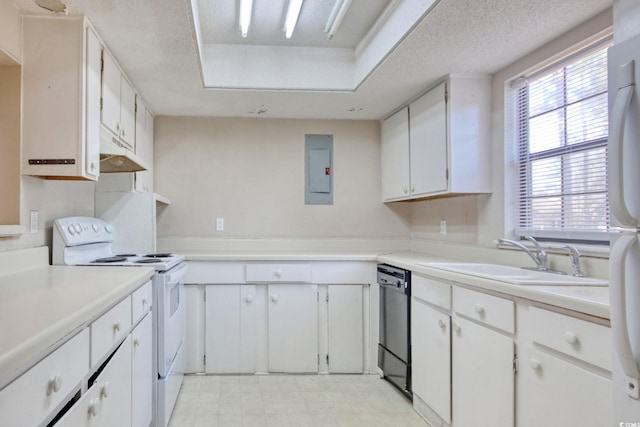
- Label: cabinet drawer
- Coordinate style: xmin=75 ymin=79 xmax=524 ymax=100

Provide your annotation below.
xmin=412 ymin=275 xmax=451 ymax=311
xmin=0 ymin=328 xmax=89 ymax=427
xmin=453 ymin=287 xmax=514 ymax=333
xmin=132 ymin=281 xmax=152 ymax=324
xmin=90 ymin=296 xmax=132 ymax=367
xmin=246 ymin=263 xmax=311 ymax=283
xmin=528 ymin=306 xmax=611 ymax=370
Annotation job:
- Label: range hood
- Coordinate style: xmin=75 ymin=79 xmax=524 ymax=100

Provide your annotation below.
xmin=99 ymin=126 xmax=148 ymax=173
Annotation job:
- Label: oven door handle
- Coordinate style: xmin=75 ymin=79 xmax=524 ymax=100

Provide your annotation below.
xmin=165 ymin=262 xmax=188 ymax=283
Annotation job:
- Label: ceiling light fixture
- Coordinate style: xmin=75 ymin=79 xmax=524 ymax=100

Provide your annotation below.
xmin=239 ymin=0 xmax=253 ymax=38
xmin=283 ymin=0 xmax=304 ymax=39
xmin=324 ymin=0 xmax=352 ymax=39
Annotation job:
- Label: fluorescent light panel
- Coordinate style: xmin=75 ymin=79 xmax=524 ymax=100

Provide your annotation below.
xmin=239 ymin=0 xmax=253 ymax=37
xmin=325 ymin=0 xmax=352 ymax=39
xmin=283 ymin=0 xmax=304 ymax=39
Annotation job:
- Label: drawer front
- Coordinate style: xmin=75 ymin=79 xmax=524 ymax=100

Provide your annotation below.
xmin=246 ymin=263 xmax=311 ymax=283
xmin=0 ymin=328 xmax=90 ymax=427
xmin=91 ymin=296 xmax=132 ymax=367
xmin=529 ymin=306 xmax=611 ymax=370
xmin=412 ymin=275 xmax=451 ymax=311
xmin=453 ymin=287 xmax=514 ymax=333
xmin=132 ymin=280 xmax=152 ymax=324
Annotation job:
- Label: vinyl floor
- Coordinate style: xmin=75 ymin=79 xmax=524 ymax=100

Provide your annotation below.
xmin=168 ymin=374 xmax=429 ymax=427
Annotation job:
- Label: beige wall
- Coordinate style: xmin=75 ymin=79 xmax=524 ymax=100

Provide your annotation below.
xmin=154 ymin=117 xmax=411 ymax=241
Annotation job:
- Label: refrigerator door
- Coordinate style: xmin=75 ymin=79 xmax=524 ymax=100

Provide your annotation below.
xmin=608 ymin=35 xmax=640 ymax=229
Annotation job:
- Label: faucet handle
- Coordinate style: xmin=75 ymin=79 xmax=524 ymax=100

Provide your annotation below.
xmin=563 ymin=245 xmax=584 ymax=277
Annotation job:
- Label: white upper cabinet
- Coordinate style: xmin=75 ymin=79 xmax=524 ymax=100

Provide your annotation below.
xmin=381 ymin=107 xmax=411 ymax=200
xmin=134 ymin=100 xmax=154 ymax=192
xmin=101 ymin=50 xmax=136 ymax=150
xmin=381 ymin=74 xmax=492 ymax=201
xmin=22 ymin=17 xmax=102 ymax=180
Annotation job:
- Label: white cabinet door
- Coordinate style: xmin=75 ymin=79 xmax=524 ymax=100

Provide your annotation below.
xmin=452 ymin=316 xmax=514 ymax=427
xmin=381 ymin=107 xmax=410 ymax=201
xmin=134 ymin=101 xmax=154 ymax=192
xmin=101 ymin=50 xmax=121 ymax=139
xmin=205 ymin=285 xmax=258 ymax=373
xmin=119 ymin=77 xmax=136 ymax=147
xmin=327 ymin=285 xmax=363 ymax=373
xmin=57 ymin=336 xmax=132 ymax=427
xmin=409 ymin=81 xmax=448 ymax=196
xmin=517 ymin=347 xmax=612 ymax=427
xmin=132 ymin=313 xmax=152 ymax=427
xmin=412 ymin=298 xmax=451 ymax=424
xmin=268 ymin=284 xmax=318 ymax=373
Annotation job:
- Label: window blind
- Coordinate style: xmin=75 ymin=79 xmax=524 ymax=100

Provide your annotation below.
xmin=515 ymin=41 xmax=612 ymax=241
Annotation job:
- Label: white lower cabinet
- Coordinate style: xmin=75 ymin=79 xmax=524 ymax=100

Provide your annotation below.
xmin=57 ymin=336 xmax=132 ymax=427
xmin=204 ymin=285 xmax=259 ymax=373
xmin=131 ymin=313 xmax=153 ymax=427
xmin=327 ymin=284 xmax=364 ymax=373
xmin=268 ymin=284 xmax=318 ymax=373
xmin=412 ymin=297 xmax=451 ymax=424
xmin=516 ymin=305 xmax=612 ymax=427
xmin=451 ymin=316 xmax=514 ymax=427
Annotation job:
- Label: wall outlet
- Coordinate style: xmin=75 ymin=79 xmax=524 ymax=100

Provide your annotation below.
xmin=440 ymin=219 xmax=447 ymax=235
xmin=216 ymin=217 xmax=224 ymax=231
xmin=30 ymin=210 xmax=39 ymax=234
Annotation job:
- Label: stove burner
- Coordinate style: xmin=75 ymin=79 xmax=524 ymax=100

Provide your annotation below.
xmin=115 ymin=254 xmax=137 ymax=257
xmin=144 ymin=253 xmax=173 ymax=258
xmin=93 ymin=256 xmax=128 ymax=263
xmin=136 ymin=258 xmax=163 ymax=264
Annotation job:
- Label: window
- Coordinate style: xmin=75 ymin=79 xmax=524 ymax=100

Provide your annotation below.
xmin=514 ymin=40 xmax=612 ymax=242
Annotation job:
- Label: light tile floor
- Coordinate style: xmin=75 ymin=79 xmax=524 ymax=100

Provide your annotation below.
xmin=168 ymin=374 xmax=429 ymax=427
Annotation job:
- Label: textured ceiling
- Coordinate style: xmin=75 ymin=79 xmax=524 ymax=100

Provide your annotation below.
xmin=13 ymin=0 xmax=612 ymax=120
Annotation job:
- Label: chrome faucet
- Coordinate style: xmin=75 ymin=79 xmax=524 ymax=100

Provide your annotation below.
xmin=563 ymin=245 xmax=584 ymax=277
xmin=499 ymin=236 xmax=549 ymax=271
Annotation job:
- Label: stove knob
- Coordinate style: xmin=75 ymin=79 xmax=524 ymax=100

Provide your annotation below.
xmin=92 ymin=223 xmax=99 ymax=232
xmin=74 ymin=223 xmax=82 ymax=233
xmin=67 ymin=225 xmax=76 ymax=235
xmin=105 ymin=225 xmax=114 ymax=233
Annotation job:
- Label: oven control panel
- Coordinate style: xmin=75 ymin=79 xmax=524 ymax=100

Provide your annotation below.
xmin=54 ymin=216 xmax=115 ymax=246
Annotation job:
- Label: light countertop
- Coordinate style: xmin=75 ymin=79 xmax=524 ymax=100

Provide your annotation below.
xmin=182 ymin=248 xmax=609 ymax=320
xmin=378 ymin=251 xmax=609 ymax=320
xmin=0 ymin=264 xmax=154 ymax=389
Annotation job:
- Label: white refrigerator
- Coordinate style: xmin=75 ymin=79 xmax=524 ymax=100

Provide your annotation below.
xmin=608 ymin=32 xmax=640 ymax=424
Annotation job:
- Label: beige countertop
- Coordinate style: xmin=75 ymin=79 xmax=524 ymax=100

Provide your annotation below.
xmin=0 ymin=264 xmax=154 ymax=389
xmin=183 ymin=250 xmax=382 ymax=261
xmin=378 ymin=251 xmax=610 ymax=320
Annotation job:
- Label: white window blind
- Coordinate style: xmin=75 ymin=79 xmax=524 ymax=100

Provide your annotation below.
xmin=515 ymin=41 xmax=612 ymax=242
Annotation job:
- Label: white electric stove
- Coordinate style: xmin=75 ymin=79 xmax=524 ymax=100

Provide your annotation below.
xmin=52 ymin=216 xmax=186 ymax=427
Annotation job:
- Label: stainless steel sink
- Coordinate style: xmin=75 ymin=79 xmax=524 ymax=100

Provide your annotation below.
xmin=420 ymin=262 xmax=608 ymax=286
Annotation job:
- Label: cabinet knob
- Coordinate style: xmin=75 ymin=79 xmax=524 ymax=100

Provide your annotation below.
xmin=113 ymin=321 xmax=121 ymax=332
xmin=134 ymin=336 xmax=140 ymax=347
xmin=271 ymin=295 xmax=279 ymax=303
xmin=403 ymin=187 xmax=408 ymax=194
xmin=47 ymin=374 xmax=63 ymax=394
xmin=88 ymin=398 xmax=101 ymax=417
xmin=90 ymin=162 xmax=96 ymax=171
xmin=245 ymin=295 xmax=254 ymax=304
xmin=101 ymin=381 xmax=110 ymax=398
xmin=142 ymin=296 xmax=148 ymax=305
xmin=452 ymin=322 xmax=461 ymax=333
xmin=529 ymin=358 xmax=541 ymax=370
xmin=274 ymin=269 xmax=283 ymax=278
xmin=474 ymin=303 xmax=485 ymax=315
xmin=564 ymin=331 xmax=578 ymax=345
xmin=438 ymin=319 xmax=446 ymax=329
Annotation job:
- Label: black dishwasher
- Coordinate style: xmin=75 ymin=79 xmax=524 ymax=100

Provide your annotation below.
xmin=377 ymin=263 xmax=412 ymax=399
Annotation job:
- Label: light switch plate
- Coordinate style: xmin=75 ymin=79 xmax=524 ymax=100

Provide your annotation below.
xmin=216 ymin=218 xmax=224 ymax=231
xmin=30 ymin=210 xmax=39 ymax=234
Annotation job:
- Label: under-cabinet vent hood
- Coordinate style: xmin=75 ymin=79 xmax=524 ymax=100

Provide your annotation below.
xmin=100 ymin=126 xmax=148 ymax=173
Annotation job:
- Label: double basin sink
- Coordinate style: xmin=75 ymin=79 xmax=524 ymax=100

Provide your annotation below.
xmin=421 ymin=262 xmax=608 ymax=286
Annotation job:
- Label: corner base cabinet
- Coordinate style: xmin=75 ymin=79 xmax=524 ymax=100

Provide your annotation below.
xmin=381 ymin=74 xmax=491 ymax=201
